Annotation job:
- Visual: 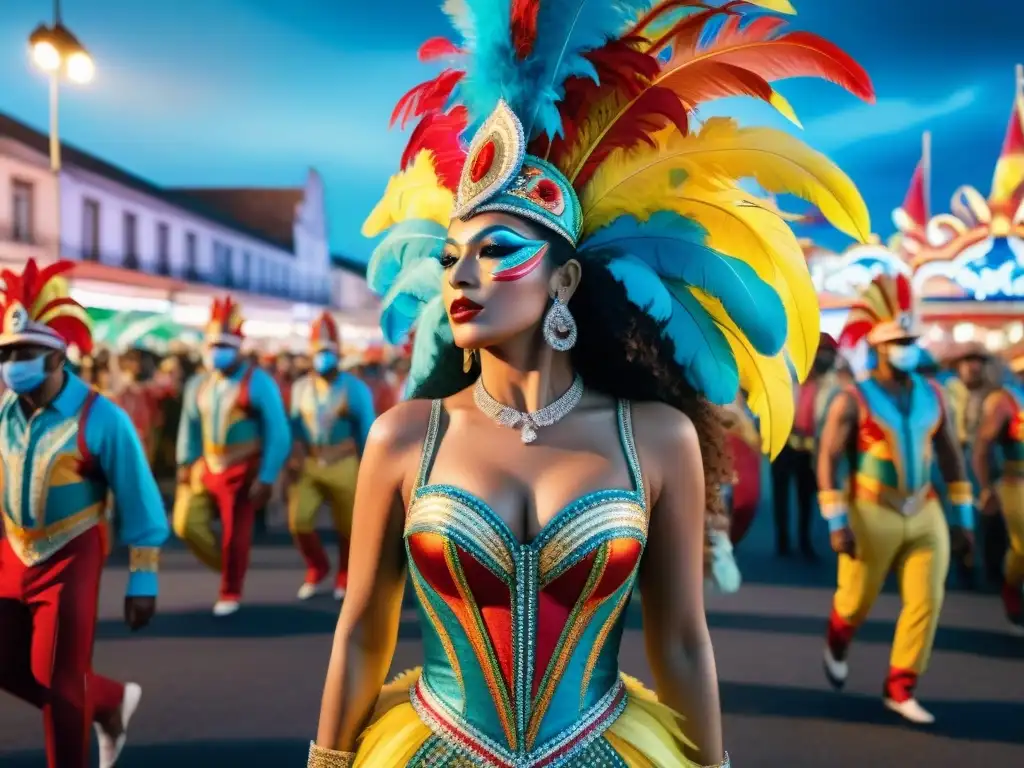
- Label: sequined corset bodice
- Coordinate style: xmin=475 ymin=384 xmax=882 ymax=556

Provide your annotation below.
xmin=404 ymin=399 xmax=648 ymax=765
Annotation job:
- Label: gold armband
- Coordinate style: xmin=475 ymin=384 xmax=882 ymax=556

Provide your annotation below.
xmin=817 ymin=490 xmax=848 ymax=520
xmin=947 ymin=481 xmax=973 ymax=507
xmin=307 ymin=742 xmax=355 ymax=768
xmin=129 ymin=547 xmax=160 ymax=573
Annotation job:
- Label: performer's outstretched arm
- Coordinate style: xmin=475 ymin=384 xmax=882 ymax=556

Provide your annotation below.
xmin=90 ymin=399 xmax=170 ymax=598
xmin=315 ymin=402 xmax=419 ymax=753
xmin=817 ymin=390 xmax=858 ymax=554
xmin=250 ymin=368 xmax=291 ymax=485
xmin=175 ymin=374 xmax=203 ymax=471
xmin=973 ymin=392 xmax=1011 ymax=514
xmin=637 ymin=405 xmax=724 ymax=765
xmin=932 ymin=398 xmax=975 ymax=532
xmin=346 ymin=376 xmax=377 ymax=456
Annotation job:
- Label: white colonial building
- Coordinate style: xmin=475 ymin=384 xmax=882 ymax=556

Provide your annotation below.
xmin=0 ymin=111 xmax=380 ymax=346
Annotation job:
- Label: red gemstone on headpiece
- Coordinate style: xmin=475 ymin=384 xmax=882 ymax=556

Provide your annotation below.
xmin=534 ymin=179 xmax=559 ymax=204
xmin=470 ymin=140 xmax=496 ymax=183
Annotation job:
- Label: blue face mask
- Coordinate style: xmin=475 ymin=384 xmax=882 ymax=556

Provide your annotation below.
xmin=2 ymin=354 xmax=51 ymax=394
xmin=887 ymin=343 xmax=921 ymax=372
xmin=313 ymin=350 xmax=338 ymax=375
xmin=208 ymin=346 xmax=239 ymax=371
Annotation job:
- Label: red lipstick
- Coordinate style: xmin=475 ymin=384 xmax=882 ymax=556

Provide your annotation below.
xmin=449 ymin=297 xmax=484 ymax=324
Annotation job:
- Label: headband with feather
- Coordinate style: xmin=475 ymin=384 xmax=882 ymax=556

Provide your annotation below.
xmin=0 ymin=259 xmax=93 ymax=354
xmin=365 ymin=0 xmax=874 ymax=457
xmin=206 ymin=295 xmax=245 ymax=347
xmin=839 ymin=273 xmax=919 ymax=349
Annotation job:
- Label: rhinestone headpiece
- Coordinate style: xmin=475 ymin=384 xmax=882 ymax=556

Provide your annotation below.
xmin=454 ymin=101 xmax=583 ymax=246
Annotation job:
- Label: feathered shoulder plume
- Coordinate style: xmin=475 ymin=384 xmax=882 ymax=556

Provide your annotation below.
xmin=365 ymin=0 xmax=874 ymax=456
xmin=0 ymin=259 xmax=92 ymax=353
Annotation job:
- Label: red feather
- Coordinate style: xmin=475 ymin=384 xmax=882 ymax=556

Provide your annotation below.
xmin=511 ymin=0 xmax=541 ymax=59
xmin=895 ymin=273 xmax=912 ymax=312
xmin=35 ymin=296 xmax=82 ymax=319
xmin=419 ymin=36 xmax=462 ymax=62
xmin=390 ymin=69 xmax=465 ymax=128
xmin=48 ymin=316 xmax=93 ymax=354
xmin=401 ymin=107 xmax=468 ymax=191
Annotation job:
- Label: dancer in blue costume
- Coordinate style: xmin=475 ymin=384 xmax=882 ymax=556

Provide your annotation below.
xmin=309 ymin=1 xmax=872 ymax=766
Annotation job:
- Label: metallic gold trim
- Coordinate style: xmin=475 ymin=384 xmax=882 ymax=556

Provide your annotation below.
xmin=306 ymin=742 xmax=355 ymax=768
xmin=129 ymin=547 xmax=160 ymax=573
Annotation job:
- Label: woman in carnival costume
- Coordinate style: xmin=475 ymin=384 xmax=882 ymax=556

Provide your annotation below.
xmin=310 ymin=1 xmax=872 ymax=766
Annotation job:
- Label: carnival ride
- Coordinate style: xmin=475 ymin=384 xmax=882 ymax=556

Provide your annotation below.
xmin=806 ymin=65 xmax=1024 ymax=361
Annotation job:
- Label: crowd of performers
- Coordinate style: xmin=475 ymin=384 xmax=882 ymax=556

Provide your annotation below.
xmin=1 ymin=2 xmax=1022 ymax=767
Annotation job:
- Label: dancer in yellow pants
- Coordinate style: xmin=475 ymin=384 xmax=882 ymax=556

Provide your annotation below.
xmin=288 ymin=312 xmax=376 ymax=601
xmin=972 ymin=376 xmax=1024 ymax=633
xmin=817 ymin=273 xmax=974 ymax=724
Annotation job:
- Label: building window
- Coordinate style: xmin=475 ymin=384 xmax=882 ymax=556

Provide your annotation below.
xmin=241 ymin=251 xmax=252 ymax=290
xmin=185 ymin=231 xmax=198 ymax=279
xmin=156 ymin=222 xmax=170 ymax=274
xmin=123 ymin=211 xmax=138 ymax=268
xmin=11 ymin=179 xmax=34 ymax=243
xmin=82 ymin=198 xmax=100 ymax=260
xmin=213 ymin=240 xmax=231 ymax=286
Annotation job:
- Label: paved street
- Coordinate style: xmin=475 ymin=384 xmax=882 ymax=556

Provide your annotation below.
xmin=1 ymin=509 xmax=1022 ymax=767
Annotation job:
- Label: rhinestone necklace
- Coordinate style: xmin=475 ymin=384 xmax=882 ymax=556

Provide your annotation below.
xmin=473 ymin=374 xmax=585 ymax=444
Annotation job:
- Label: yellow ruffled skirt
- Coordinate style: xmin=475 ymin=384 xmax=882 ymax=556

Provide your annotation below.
xmin=353 ymin=668 xmax=698 ymax=767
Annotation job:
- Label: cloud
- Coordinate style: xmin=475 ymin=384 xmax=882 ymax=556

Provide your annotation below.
xmin=804 ymin=88 xmax=980 ymax=153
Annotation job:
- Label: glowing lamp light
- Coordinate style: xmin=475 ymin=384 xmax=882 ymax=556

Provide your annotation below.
xmin=31 ymin=39 xmax=61 ymax=71
xmin=952 ymin=323 xmax=975 ymax=343
xmin=65 ymin=50 xmax=94 ymax=83
xmin=1009 ymin=322 xmax=1024 ymax=344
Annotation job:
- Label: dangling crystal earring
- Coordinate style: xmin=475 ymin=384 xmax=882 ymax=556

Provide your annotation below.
xmin=543 ymin=294 xmax=577 ymax=351
xmin=463 ymin=348 xmax=476 ymax=373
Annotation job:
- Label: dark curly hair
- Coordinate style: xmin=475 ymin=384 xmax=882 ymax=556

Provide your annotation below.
xmin=411 ymin=236 xmax=731 ymax=521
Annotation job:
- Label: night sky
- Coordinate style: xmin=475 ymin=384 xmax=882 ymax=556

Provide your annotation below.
xmin=1 ymin=0 xmax=1020 ymax=259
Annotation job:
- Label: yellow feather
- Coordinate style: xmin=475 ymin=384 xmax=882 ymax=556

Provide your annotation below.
xmin=580 ymin=117 xmax=871 ymax=242
xmin=768 ymin=89 xmax=802 ymax=128
xmin=30 ymin=276 xmax=70 ymax=318
xmin=37 ymin=301 xmax=91 ymax=328
xmin=692 ymin=288 xmax=795 ymax=458
xmin=361 ymin=151 xmax=454 ymax=238
xmin=745 ymin=0 xmax=797 ymax=14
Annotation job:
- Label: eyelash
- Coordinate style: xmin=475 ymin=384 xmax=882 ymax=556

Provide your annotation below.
xmin=440 ymin=244 xmax=511 ymax=268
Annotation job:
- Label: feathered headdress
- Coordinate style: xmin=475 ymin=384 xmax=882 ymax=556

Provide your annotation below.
xmin=365 ymin=0 xmax=874 ymax=456
xmin=0 ymin=259 xmax=93 ymax=353
xmin=839 ymin=273 xmax=919 ymax=349
xmin=206 ymin=295 xmax=245 ymax=347
xmin=310 ymin=311 xmax=340 ymax=352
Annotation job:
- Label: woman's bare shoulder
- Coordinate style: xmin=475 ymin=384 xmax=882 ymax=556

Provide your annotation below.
xmin=365 ymin=398 xmax=437 ymax=457
xmin=630 ymin=401 xmax=700 ymax=455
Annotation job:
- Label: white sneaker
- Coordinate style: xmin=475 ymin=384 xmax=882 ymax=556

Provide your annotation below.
xmin=884 ymin=697 xmax=935 ymax=724
xmin=212 ymin=600 xmax=240 ymax=617
xmin=297 ymin=582 xmax=323 ymax=601
xmin=333 ymin=587 xmax=346 ymax=601
xmin=823 ymin=646 xmax=848 ymax=689
xmin=95 ymin=682 xmax=142 ymax=768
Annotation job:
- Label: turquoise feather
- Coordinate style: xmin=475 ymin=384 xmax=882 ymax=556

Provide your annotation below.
xmin=665 ymin=285 xmax=739 ymax=405
xmin=456 ymin=0 xmax=654 ymax=139
xmin=583 ymin=212 xmax=786 ymax=355
xmin=380 ymin=258 xmax=444 ymax=344
xmin=366 ymin=219 xmax=447 ymax=297
xmin=409 ymin=296 xmax=454 ymax=392
xmin=604 ymin=254 xmax=673 ymax=322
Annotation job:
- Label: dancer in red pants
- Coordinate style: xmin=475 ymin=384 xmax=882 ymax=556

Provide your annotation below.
xmin=172 ymin=295 xmax=290 ymax=616
xmin=0 ymin=259 xmax=169 ymax=768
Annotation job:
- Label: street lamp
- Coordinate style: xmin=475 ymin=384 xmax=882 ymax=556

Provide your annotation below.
xmin=28 ymin=0 xmax=94 ymax=260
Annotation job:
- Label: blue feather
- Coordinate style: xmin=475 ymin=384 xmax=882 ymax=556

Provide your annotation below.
xmin=665 ymin=286 xmax=739 ymax=405
xmin=604 ymin=254 xmax=672 ymax=322
xmin=409 ymin=296 xmax=453 ymax=393
xmin=366 ymin=219 xmax=447 ymax=297
xmin=583 ymin=212 xmax=787 ymax=356
xmin=379 ymin=258 xmax=444 ymax=344
xmin=456 ymin=1 xmax=653 ymax=139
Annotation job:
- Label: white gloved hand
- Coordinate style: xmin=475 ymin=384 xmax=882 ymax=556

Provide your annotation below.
xmin=706 ymin=529 xmax=742 ymax=594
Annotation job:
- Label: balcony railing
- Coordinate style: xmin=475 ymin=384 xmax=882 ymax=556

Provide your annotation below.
xmin=59 ymin=243 xmax=334 ymax=306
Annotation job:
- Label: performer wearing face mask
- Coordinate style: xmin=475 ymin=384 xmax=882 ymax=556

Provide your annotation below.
xmin=287 ymin=312 xmax=376 ymax=601
xmin=0 ymin=260 xmax=168 ymax=768
xmin=817 ymin=273 xmax=974 ymax=724
xmin=172 ymin=295 xmax=290 ymax=616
